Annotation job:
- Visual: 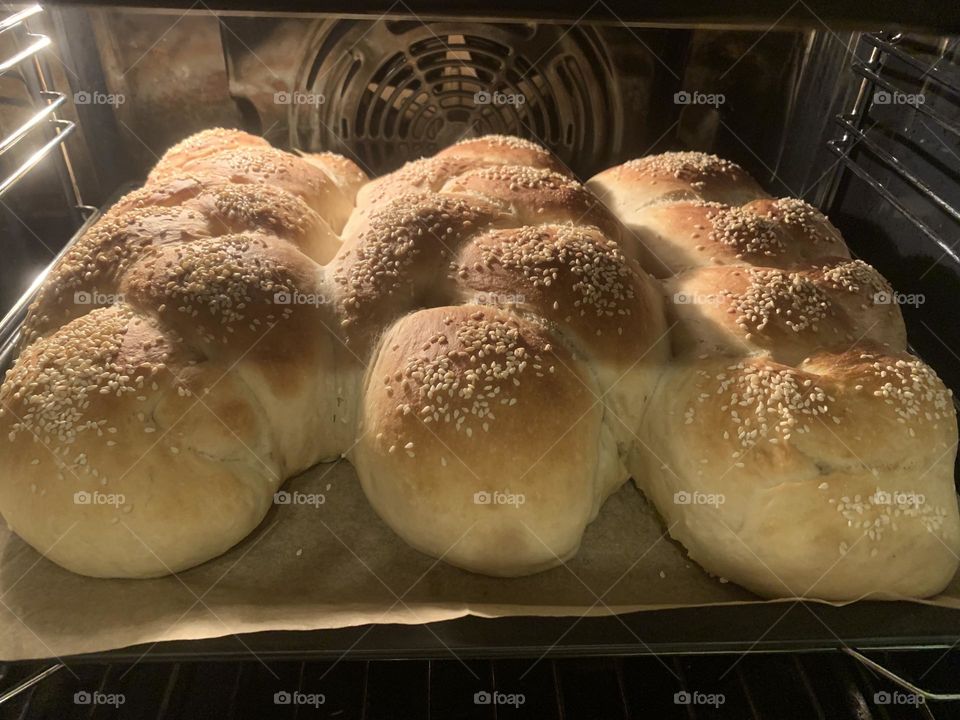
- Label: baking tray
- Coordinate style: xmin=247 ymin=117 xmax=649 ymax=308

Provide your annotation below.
xmin=1 ymin=193 xmax=959 ymax=663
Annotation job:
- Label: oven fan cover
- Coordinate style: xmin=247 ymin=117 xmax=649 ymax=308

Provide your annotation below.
xmin=291 ymin=21 xmax=623 ymax=177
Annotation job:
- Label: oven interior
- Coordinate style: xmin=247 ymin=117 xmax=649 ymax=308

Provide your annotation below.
xmin=0 ymin=3 xmax=959 ymax=718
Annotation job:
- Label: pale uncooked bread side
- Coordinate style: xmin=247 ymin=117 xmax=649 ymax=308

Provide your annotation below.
xmin=1 ymin=232 xmax=364 ymax=577
xmin=635 ymin=350 xmax=960 ymax=599
xmin=351 ymin=305 xmax=611 ymax=576
xmin=663 ymin=261 xmax=907 ymax=363
xmin=0 ymin=306 xmax=281 ymax=578
xmin=298 ymin=150 xmax=369 ymax=205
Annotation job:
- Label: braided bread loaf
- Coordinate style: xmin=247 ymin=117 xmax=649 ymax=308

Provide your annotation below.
xmin=0 ymin=129 xmax=367 ymax=577
xmin=589 ymin=154 xmax=960 ymax=599
xmin=0 ymin=131 xmax=956 ymax=602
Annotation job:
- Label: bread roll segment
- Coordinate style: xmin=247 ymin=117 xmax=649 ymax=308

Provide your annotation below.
xmin=0 ymin=306 xmax=282 ymax=578
xmin=1 ymin=130 xmax=368 ymax=577
xmin=636 ymin=350 xmax=959 ymax=599
xmin=664 ymin=261 xmax=907 ymax=363
xmin=593 ymin=152 xmax=959 ymax=599
xmin=352 ymin=305 xmax=611 ymax=576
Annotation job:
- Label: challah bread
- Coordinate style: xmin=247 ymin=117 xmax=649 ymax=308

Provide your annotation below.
xmin=596 ymin=198 xmax=851 ymax=278
xmin=586 ymin=151 xmax=768 ymax=216
xmin=148 ymin=131 xmax=363 ymax=232
xmin=594 ymin=153 xmax=960 ymax=599
xmin=334 ymin=179 xmax=667 ymax=574
xmin=21 ymin=179 xmax=344 ymax=347
xmin=664 ymin=261 xmax=907 ymax=363
xmin=1 ymin=132 xmax=367 ymax=577
xmin=0 ymin=231 xmax=361 ymax=577
xmin=635 ymin=349 xmax=959 ymax=599
xmin=351 ymin=305 xmax=614 ymax=576
xmin=1 ymin=127 xmax=956 ymax=602
xmin=436 ymin=134 xmax=571 ymax=176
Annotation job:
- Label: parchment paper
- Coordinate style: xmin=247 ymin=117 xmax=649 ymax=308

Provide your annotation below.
xmin=1 ymin=460 xmax=958 ymax=660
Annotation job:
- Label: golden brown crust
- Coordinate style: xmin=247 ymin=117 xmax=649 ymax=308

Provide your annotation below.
xmin=439 ymin=164 xmax=624 ymax=244
xmin=436 ymin=134 xmax=570 ymax=176
xmin=352 ymin=304 xmax=608 ymax=576
xmin=612 ymin=199 xmax=851 ymax=278
xmin=665 ymin=262 xmax=907 ymax=363
xmin=21 ymin=180 xmax=342 ymax=347
xmin=587 ymin=151 xmax=768 ymax=215
xmin=150 ymin=144 xmax=356 ymax=232
xmin=450 ymin=224 xmax=666 ymax=369
xmin=151 ymin=128 xmax=270 ymax=177
xmin=331 ymin=192 xmax=512 ymax=354
xmin=354 ymin=155 xmax=481 ymax=211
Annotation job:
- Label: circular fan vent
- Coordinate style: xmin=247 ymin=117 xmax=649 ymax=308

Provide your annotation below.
xmin=291 ymin=21 xmax=623 ymax=177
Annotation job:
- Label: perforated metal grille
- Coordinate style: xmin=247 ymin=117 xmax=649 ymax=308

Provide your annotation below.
xmin=292 ymin=21 xmax=623 ymax=176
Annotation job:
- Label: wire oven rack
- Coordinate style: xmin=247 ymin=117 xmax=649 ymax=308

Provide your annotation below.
xmin=0 ymin=5 xmax=86 ymax=221
xmin=824 ymin=32 xmax=960 ymax=266
xmin=2 ymin=650 xmax=960 ymax=719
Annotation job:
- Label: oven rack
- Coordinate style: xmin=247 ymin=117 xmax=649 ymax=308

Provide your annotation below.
xmin=825 ymin=32 xmax=960 ymax=268
xmin=1 ymin=650 xmax=958 ymax=719
xmin=0 ymin=5 xmax=86 ymax=221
